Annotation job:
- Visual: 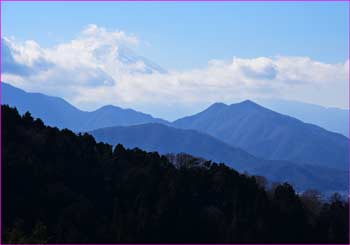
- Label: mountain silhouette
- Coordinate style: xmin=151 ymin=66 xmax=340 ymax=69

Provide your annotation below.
xmin=257 ymin=99 xmax=348 ymax=137
xmin=90 ymin=123 xmax=347 ymax=192
xmin=2 ymin=82 xmax=168 ymax=131
xmin=3 ymin=83 xmax=348 ymax=191
xmin=173 ymin=100 xmax=348 ymax=170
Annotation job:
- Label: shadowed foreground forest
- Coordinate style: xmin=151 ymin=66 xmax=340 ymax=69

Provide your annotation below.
xmin=2 ymin=105 xmax=349 ymax=244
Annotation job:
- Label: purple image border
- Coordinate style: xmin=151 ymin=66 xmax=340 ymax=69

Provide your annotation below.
xmin=0 ymin=0 xmax=349 ymax=245
xmin=0 ymin=0 xmax=348 ymax=2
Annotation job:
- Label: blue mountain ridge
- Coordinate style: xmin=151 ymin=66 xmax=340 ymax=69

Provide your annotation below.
xmin=90 ymin=123 xmax=347 ymax=192
xmin=173 ymin=100 xmax=348 ymax=171
xmin=2 ymin=82 xmax=168 ymax=131
xmin=2 ymin=82 xmax=348 ymax=192
xmin=257 ymin=98 xmax=348 ymax=137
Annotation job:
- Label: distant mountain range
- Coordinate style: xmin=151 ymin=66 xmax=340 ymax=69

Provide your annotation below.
xmin=90 ymin=123 xmax=347 ymax=192
xmin=257 ymin=99 xmax=348 ymax=137
xmin=2 ymin=82 xmax=167 ymax=131
xmin=173 ymin=101 xmax=348 ymax=171
xmin=91 ymin=123 xmax=260 ymax=171
xmin=2 ymin=82 xmax=348 ymax=192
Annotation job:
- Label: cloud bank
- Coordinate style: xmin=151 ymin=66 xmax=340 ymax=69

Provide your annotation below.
xmin=2 ymin=25 xmax=349 ymax=120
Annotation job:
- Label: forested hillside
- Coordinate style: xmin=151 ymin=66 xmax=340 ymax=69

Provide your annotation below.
xmin=2 ymin=105 xmax=349 ymax=243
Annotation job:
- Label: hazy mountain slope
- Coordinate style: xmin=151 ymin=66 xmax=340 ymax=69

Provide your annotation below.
xmin=2 ymin=82 xmax=168 ymax=131
xmin=257 ymin=99 xmax=348 ymax=137
xmin=91 ymin=123 xmax=260 ymax=171
xmin=3 ymin=83 xmax=347 ymax=190
xmin=173 ymin=100 xmax=348 ymax=170
xmin=80 ymin=105 xmax=168 ymax=131
xmin=2 ymin=82 xmax=84 ymax=130
xmin=90 ymin=123 xmax=348 ymax=192
xmin=250 ymin=161 xmax=347 ymax=193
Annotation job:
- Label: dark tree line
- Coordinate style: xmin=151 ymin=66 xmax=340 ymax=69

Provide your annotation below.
xmin=2 ymin=105 xmax=349 ymax=243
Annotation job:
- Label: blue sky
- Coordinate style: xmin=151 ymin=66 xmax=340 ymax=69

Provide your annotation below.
xmin=2 ymin=2 xmax=349 ymax=119
xmin=3 ymin=2 xmax=348 ymax=69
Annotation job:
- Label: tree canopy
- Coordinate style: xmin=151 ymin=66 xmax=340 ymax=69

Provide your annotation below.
xmin=2 ymin=105 xmax=349 ymax=243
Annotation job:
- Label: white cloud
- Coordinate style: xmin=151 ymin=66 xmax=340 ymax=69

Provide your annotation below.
xmin=2 ymin=25 xmax=349 ymax=120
